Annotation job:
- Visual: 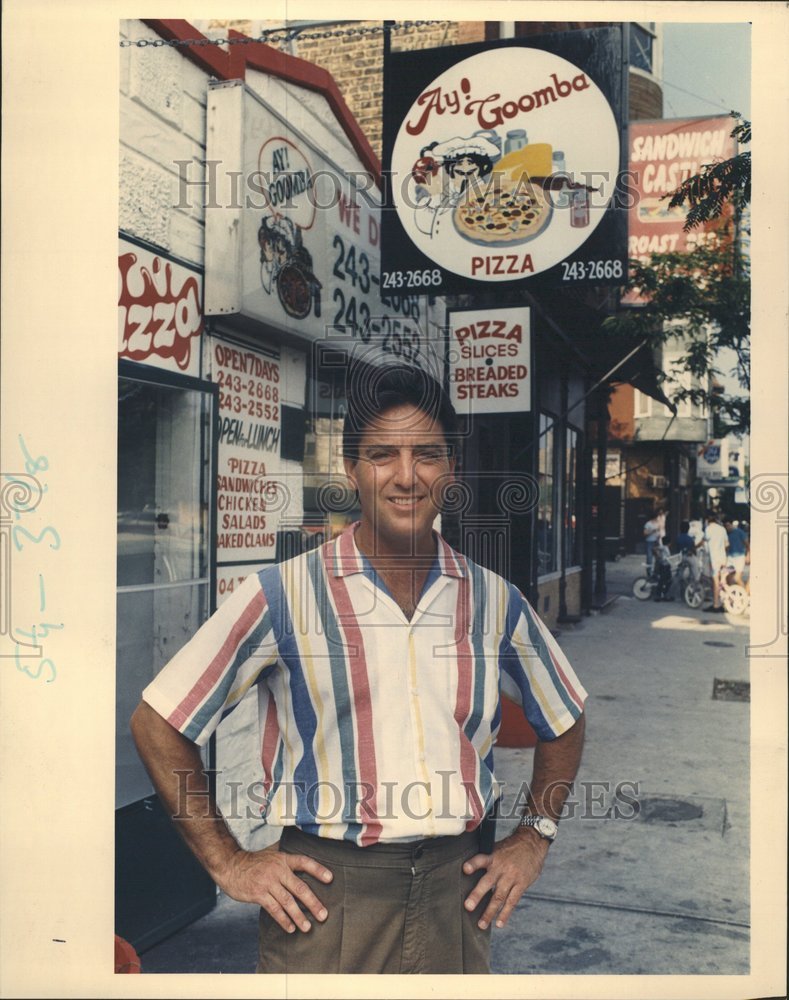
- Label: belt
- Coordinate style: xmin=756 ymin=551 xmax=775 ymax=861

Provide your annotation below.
xmin=279 ymin=825 xmax=480 ymax=871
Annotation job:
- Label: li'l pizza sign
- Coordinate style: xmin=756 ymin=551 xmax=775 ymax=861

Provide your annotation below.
xmin=382 ymin=28 xmax=627 ymax=293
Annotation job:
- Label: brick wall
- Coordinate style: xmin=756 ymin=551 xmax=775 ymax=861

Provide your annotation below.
xmin=208 ymin=20 xmax=664 ymax=155
xmin=609 ymin=383 xmax=636 ymax=442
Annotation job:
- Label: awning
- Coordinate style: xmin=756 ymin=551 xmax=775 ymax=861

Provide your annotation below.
xmin=592 ymin=333 xmax=676 ymax=412
xmin=522 ymin=288 xmax=676 ymax=411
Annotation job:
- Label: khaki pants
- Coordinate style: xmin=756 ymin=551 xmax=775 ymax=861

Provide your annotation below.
xmin=256 ymin=826 xmax=491 ymax=975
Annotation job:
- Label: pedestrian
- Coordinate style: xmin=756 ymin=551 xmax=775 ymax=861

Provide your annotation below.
xmin=723 ymin=516 xmax=750 ymax=594
xmin=675 ymin=519 xmax=701 ymax=582
xmin=703 ymin=510 xmax=729 ymax=612
xmin=129 ymin=365 xmax=587 ymax=975
xmin=643 ymin=509 xmax=662 ymax=572
xmin=688 ymin=511 xmax=707 ymax=583
xmin=653 ymin=535 xmax=674 ymax=601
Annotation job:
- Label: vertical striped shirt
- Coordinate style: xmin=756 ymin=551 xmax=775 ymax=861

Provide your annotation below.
xmin=143 ymin=523 xmax=586 ymax=845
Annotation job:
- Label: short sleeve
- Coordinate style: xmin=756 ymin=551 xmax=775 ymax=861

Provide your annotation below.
xmin=498 ymin=587 xmax=587 ymax=741
xmin=142 ymin=572 xmax=278 ymax=746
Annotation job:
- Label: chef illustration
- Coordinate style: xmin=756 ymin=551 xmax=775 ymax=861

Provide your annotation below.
xmin=411 ymin=134 xmax=499 ymax=238
xmin=258 ymin=214 xmax=297 ymax=294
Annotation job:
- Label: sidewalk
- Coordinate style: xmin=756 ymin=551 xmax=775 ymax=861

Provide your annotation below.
xmin=139 ymin=555 xmax=750 ymax=975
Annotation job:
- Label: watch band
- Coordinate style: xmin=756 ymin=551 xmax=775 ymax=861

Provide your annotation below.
xmin=519 ymin=814 xmax=558 ymax=841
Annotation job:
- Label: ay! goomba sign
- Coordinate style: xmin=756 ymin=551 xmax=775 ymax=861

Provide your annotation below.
xmin=384 ymin=34 xmax=624 ymax=292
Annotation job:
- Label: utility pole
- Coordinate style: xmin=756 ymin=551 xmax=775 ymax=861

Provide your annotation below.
xmin=594 ymin=384 xmax=609 ymax=605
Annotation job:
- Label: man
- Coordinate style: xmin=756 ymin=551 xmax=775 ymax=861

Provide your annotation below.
xmin=130 ymin=365 xmax=586 ymax=975
xmin=723 ymin=516 xmax=750 ymax=594
xmin=652 ymin=535 xmax=674 ymax=602
xmin=703 ymin=509 xmax=729 ymax=612
xmin=687 ymin=513 xmax=705 ymax=582
xmin=676 ymin=519 xmax=701 ymax=583
xmin=643 ymin=510 xmax=662 ymax=571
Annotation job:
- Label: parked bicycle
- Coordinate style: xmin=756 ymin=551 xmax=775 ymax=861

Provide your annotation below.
xmin=683 ymin=564 xmax=749 ymax=616
xmin=632 ymin=552 xmax=693 ymax=601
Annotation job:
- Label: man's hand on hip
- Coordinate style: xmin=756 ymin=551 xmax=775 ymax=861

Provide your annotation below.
xmin=218 ymin=843 xmax=333 ymax=934
xmin=462 ymin=828 xmax=550 ymax=930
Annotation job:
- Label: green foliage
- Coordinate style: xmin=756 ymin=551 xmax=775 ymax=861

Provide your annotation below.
xmin=666 ymin=113 xmax=751 ymax=231
xmin=604 ymin=234 xmax=750 ymax=434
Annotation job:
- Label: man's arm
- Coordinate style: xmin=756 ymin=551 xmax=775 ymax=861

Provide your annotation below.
xmin=462 ymin=711 xmax=586 ymax=930
xmin=130 ymin=700 xmax=333 ymax=934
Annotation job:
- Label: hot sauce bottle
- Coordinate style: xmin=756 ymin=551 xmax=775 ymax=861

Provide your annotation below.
xmin=570 ymin=187 xmax=590 ymax=228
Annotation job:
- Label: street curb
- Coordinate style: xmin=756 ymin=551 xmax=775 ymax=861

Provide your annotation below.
xmin=591 ymin=594 xmax=621 ymax=613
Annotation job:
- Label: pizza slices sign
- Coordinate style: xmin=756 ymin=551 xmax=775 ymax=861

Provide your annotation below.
xmin=448 ymin=307 xmax=531 ymax=415
xmin=384 ymin=37 xmax=623 ymax=291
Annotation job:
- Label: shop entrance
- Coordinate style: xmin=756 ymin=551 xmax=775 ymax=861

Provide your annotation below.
xmin=116 ymin=371 xmax=216 ymax=951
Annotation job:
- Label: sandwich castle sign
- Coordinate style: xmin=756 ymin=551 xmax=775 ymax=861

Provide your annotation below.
xmin=382 ymin=28 xmax=627 ymax=293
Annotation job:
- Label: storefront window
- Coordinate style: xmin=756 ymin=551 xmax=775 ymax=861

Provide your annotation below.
xmin=537 ymin=412 xmax=558 ymax=576
xmin=303 ymin=371 xmax=359 ymax=538
xmin=116 ymin=377 xmax=212 ymax=807
xmin=564 ymin=427 xmax=579 ymax=567
xmin=629 ymin=23 xmax=655 ymax=73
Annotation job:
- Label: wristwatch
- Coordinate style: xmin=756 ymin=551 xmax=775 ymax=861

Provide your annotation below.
xmin=519 ymin=814 xmax=558 ymax=842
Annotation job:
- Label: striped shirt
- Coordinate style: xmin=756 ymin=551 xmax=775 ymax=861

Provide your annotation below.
xmin=143 ymin=523 xmax=587 ymax=845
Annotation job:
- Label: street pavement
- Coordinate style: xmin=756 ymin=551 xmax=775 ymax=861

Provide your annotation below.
xmin=139 ymin=555 xmax=750 ymax=976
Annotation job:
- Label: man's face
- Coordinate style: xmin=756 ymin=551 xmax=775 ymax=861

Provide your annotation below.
xmin=343 ymin=403 xmax=455 ymax=553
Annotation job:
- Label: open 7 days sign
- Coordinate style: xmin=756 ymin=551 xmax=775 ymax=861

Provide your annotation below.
xmin=382 ymin=29 xmax=627 ymax=293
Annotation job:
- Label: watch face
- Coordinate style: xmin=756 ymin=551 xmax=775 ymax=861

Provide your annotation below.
xmin=523 ymin=816 xmax=558 ymax=839
xmin=536 ymin=817 xmax=558 ymax=838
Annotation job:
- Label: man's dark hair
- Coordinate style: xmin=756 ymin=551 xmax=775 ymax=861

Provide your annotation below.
xmin=680 ymin=520 xmax=690 ymax=533
xmin=342 ymin=364 xmax=457 ymax=462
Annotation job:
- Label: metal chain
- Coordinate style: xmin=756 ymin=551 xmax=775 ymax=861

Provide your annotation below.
xmin=119 ymin=20 xmax=444 ymax=48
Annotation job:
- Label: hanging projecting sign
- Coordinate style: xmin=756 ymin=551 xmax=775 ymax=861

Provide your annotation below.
xmin=382 ymin=28 xmax=627 ymax=293
xmin=447 ymin=307 xmax=531 ymax=415
xmin=118 ymin=238 xmax=203 ymax=377
xmin=697 ymin=438 xmax=727 ymax=483
xmin=623 ymin=115 xmax=738 ymax=305
xmin=697 ymin=437 xmax=745 ymax=486
xmin=204 ymin=80 xmax=444 ymax=379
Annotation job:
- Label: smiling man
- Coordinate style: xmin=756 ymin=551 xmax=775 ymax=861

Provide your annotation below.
xmin=130 ymin=363 xmax=586 ymax=975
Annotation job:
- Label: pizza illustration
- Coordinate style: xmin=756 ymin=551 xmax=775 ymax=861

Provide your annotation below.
xmin=454 ymin=179 xmax=552 ymax=246
xmin=277 ymin=262 xmax=312 ymax=319
xmin=258 ymin=214 xmax=322 ymax=319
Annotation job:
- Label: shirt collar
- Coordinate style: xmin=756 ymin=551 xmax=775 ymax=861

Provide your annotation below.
xmin=328 ymin=522 xmax=466 ymax=579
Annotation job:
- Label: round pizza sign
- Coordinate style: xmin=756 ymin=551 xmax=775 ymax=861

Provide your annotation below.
xmin=390 ymin=46 xmax=620 ymax=282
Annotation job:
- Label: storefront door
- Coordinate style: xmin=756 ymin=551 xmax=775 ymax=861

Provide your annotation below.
xmin=116 ymin=369 xmax=217 ymax=950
